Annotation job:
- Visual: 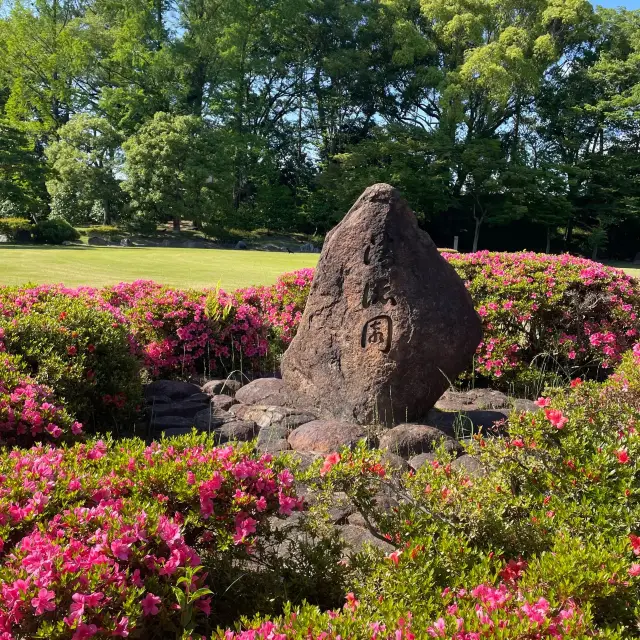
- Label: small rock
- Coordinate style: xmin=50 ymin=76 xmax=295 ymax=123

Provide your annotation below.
xmin=425 ymin=408 xmax=509 ymax=437
xmin=435 ymin=389 xmax=509 ymax=411
xmin=202 ymin=379 xmax=243 ymax=396
xmin=120 ymin=238 xmax=131 ymax=247
xmin=193 ymin=407 xmax=235 ymax=431
xmin=379 ymin=424 xmax=462 ymax=459
xmin=211 ymin=394 xmax=237 ymax=411
xmin=347 ymin=512 xmax=368 ymax=527
xmin=228 ymin=404 xmax=268 ymax=422
xmin=235 ymin=378 xmax=288 ymax=406
xmin=255 ymin=406 xmax=316 ymax=431
xmin=288 ymin=420 xmax=367 ymax=453
xmin=235 ymin=240 xmax=248 ymax=250
xmin=213 ymin=420 xmax=258 ymax=443
xmin=337 ymin=524 xmax=394 ymax=554
xmin=299 ymin=242 xmax=316 ymax=253
xmin=450 ymin=454 xmax=486 ymax=477
xmin=381 ymin=451 xmax=410 ymax=476
xmin=88 ymin=236 xmax=110 ymax=246
xmin=150 ymin=416 xmax=194 ymax=431
xmin=408 ymin=452 xmax=438 ymax=470
xmin=257 ymin=438 xmax=291 ymax=453
xmin=150 ymin=401 xmax=210 ymax=419
xmin=144 ymin=380 xmax=201 ymax=401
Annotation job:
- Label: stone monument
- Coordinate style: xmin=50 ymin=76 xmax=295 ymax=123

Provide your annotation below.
xmin=281 ymin=183 xmax=482 ymax=426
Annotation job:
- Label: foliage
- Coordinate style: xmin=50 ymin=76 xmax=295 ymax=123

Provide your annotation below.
xmin=0 ymin=217 xmax=31 ymax=243
xmin=0 ymin=1 xmax=639 ymax=251
xmin=33 ymin=218 xmax=80 ymax=245
xmin=122 ymin=113 xmax=230 ymax=231
xmin=221 ymin=347 xmax=640 ymax=638
xmin=0 ymin=434 xmax=303 ymax=638
xmin=0 ymin=286 xmax=141 ymax=431
xmin=46 ymin=115 xmax=124 ymax=226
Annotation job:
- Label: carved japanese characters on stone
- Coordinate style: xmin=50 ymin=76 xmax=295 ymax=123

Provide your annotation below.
xmin=361 ymin=315 xmax=392 ymax=353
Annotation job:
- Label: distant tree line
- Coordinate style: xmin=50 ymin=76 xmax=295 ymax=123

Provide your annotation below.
xmin=0 ymin=0 xmax=639 ymax=256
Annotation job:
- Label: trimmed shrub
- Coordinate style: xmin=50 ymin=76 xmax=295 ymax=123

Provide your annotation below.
xmin=0 ymin=217 xmax=32 ymax=243
xmin=33 ymin=218 xmax=80 ymax=244
xmin=0 ymin=286 xmax=141 ymax=431
xmin=0 ymin=434 xmax=302 ymax=638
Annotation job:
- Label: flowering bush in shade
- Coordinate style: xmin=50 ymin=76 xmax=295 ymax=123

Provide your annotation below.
xmin=0 ymin=433 xmax=302 ymax=638
xmin=0 ymin=354 xmax=82 ymax=446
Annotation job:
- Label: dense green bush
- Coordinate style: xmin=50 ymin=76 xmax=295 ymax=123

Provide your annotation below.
xmin=0 ymin=286 xmax=141 ymax=431
xmin=33 ymin=217 xmax=80 ymax=244
xmin=0 ymin=217 xmax=32 ymax=242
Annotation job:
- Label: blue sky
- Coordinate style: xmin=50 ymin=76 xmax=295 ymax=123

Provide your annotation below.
xmin=591 ymin=0 xmax=640 ymax=8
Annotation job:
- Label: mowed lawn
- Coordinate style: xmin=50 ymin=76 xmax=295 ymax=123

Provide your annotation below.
xmin=0 ymin=246 xmax=319 ymax=290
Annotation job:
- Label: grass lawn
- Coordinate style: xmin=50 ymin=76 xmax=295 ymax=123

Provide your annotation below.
xmin=605 ymin=261 xmax=640 ymax=277
xmin=0 ymin=246 xmax=319 ymax=290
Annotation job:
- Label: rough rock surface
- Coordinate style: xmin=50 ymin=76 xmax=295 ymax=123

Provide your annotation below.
xmin=202 ymin=379 xmax=243 ymax=396
xmin=193 ymin=407 xmax=235 ymax=431
xmin=281 ymin=183 xmax=482 ymax=426
xmin=378 ymin=424 xmax=462 ymax=459
xmin=288 ymin=420 xmax=368 ymax=453
xmin=211 ymin=394 xmax=237 ymax=411
xmin=235 ymin=378 xmax=289 ymax=406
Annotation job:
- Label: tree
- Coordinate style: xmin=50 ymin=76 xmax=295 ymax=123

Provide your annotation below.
xmin=46 ymin=115 xmax=124 ymax=225
xmin=122 ymin=112 xmax=228 ymax=231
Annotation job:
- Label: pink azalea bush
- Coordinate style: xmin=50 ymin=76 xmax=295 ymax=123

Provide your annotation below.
xmin=0 ymin=354 xmax=82 ymax=446
xmin=0 ymin=433 xmax=302 ymax=638
xmin=444 ymin=252 xmax=640 ymax=390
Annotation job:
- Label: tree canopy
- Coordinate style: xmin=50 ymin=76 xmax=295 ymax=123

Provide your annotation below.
xmin=0 ymin=0 xmax=639 ymax=255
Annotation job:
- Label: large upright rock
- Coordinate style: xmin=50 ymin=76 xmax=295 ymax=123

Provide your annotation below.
xmin=281 ymin=183 xmax=482 ymax=426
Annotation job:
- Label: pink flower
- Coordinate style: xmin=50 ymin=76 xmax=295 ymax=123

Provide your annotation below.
xmin=535 ymin=397 xmax=551 ymax=408
xmin=320 ymin=452 xmax=340 ymax=476
xmin=544 ymin=408 xmax=568 ymax=429
xmin=630 ymin=534 xmax=640 ymax=555
xmin=616 ymin=449 xmax=630 ymax=464
xmin=427 ymin=617 xmax=446 ymax=637
xmin=195 ymin=597 xmax=212 ymax=616
xmin=112 ymin=617 xmax=129 ymax=637
xmin=629 ymin=564 xmax=640 ymax=577
xmin=72 ymin=624 xmax=98 ymax=640
xmin=141 ymin=593 xmax=161 ymax=616
xmin=31 ymin=588 xmax=56 ymax=615
xmin=387 ymin=550 xmax=401 ymax=565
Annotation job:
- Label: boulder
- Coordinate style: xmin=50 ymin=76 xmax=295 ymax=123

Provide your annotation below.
xmin=213 ymin=420 xmax=258 ymax=444
xmin=145 ymin=394 xmax=173 ymax=405
xmin=88 ymin=235 xmax=110 ymax=246
xmin=450 ymin=454 xmax=486 ymax=478
xmin=235 ymin=378 xmax=288 ymax=406
xmin=151 ymin=416 xmax=195 ymax=431
xmin=408 ymin=452 xmax=438 ymax=471
xmin=378 ymin=423 xmax=462 ymax=459
xmin=193 ymin=407 xmax=235 ymax=431
xmin=425 ymin=408 xmax=509 ymax=437
xmin=211 ymin=394 xmax=237 ymax=411
xmin=149 ymin=401 xmax=210 ymax=419
xmin=337 ymin=525 xmax=394 ymax=554
xmin=281 ymin=184 xmax=482 ymax=426
xmin=236 ymin=240 xmax=248 ymax=250
xmin=435 ymin=389 xmax=509 ymax=411
xmin=254 ymin=406 xmax=316 ymax=431
xmin=202 ymin=379 xmax=243 ymax=396
xmin=288 ymin=419 xmax=367 ymax=453
xmin=144 ymin=380 xmax=201 ymax=401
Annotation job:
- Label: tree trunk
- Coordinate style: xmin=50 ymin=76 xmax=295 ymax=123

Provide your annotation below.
xmin=173 ymin=217 xmax=181 ymax=232
xmin=473 ymin=217 xmax=481 ymax=252
xmin=564 ymin=220 xmax=574 ymax=251
xmin=545 ymin=227 xmax=551 ymax=254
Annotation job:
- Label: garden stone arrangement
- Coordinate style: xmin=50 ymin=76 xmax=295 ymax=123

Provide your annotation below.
xmin=144 ymin=184 xmax=493 ymax=467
